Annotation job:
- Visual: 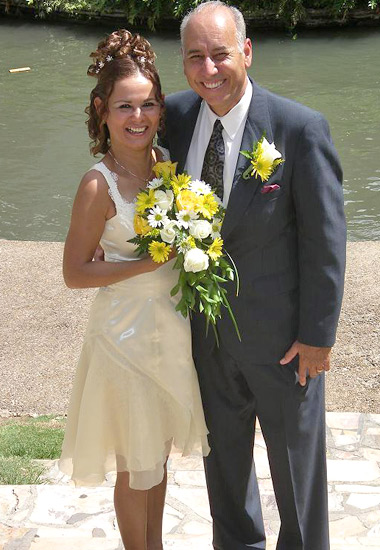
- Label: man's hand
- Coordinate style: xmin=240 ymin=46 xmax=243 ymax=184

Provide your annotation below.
xmin=93 ymin=245 xmax=105 ymax=262
xmin=280 ymin=341 xmax=331 ymax=387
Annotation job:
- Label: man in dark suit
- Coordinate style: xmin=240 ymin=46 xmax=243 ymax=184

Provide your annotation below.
xmin=159 ymin=2 xmax=346 ymax=549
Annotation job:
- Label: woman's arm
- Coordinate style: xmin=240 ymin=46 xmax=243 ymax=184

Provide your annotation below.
xmin=63 ymin=170 xmax=158 ymax=289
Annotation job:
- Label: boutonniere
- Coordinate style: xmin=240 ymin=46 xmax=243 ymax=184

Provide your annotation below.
xmin=241 ymin=135 xmax=284 ymax=182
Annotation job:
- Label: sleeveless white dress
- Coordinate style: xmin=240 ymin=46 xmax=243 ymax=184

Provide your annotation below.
xmin=59 ymin=159 xmax=210 ymax=490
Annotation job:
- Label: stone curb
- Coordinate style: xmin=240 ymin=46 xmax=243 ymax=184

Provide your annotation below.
xmin=1 ymin=413 xmax=380 ymax=549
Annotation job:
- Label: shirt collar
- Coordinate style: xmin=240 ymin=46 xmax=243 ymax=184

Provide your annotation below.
xmin=203 ymin=79 xmax=253 ymax=140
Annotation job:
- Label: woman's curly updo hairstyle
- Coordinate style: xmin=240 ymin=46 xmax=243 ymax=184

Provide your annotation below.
xmin=86 ymin=29 xmax=164 ymax=156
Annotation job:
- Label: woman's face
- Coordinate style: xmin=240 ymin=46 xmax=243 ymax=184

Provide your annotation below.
xmin=102 ymin=73 xmax=161 ymax=152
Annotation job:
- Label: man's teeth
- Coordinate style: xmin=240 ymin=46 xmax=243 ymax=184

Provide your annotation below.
xmin=203 ymin=81 xmax=224 ymax=89
xmin=127 ymin=127 xmax=146 ymax=134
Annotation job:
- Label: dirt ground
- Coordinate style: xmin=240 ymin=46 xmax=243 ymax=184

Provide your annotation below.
xmin=0 ymin=240 xmax=379 ymax=417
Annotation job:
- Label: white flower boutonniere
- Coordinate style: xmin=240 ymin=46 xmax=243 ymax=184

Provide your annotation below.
xmin=241 ymin=135 xmax=284 ymax=182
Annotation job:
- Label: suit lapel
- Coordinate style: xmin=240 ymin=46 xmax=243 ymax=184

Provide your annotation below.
xmin=222 ymin=82 xmax=273 ymax=240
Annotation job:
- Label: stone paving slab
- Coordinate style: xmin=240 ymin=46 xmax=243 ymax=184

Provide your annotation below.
xmin=1 ymin=412 xmax=380 ymax=549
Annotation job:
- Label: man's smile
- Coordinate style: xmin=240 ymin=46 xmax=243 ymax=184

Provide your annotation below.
xmin=202 ymin=80 xmax=225 ymax=90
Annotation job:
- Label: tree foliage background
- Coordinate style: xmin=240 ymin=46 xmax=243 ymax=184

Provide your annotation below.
xmin=25 ymin=0 xmax=380 ymax=30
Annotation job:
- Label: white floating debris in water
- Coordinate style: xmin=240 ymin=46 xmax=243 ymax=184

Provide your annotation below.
xmin=9 ymin=67 xmax=31 ymax=73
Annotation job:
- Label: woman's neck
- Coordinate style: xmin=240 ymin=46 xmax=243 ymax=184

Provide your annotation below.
xmin=107 ymin=144 xmax=155 ymax=181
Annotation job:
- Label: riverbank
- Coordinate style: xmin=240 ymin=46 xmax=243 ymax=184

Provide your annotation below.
xmin=1 ymin=0 xmax=379 ymax=31
xmin=0 ymin=240 xmax=379 ymax=416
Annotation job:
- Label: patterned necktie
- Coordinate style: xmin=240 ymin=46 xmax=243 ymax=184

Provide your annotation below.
xmin=201 ymin=119 xmax=225 ymax=200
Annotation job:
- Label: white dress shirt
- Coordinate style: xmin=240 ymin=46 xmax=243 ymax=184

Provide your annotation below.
xmin=184 ymin=79 xmax=253 ymax=207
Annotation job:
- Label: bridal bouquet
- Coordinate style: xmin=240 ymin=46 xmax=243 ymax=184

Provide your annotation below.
xmin=130 ymin=161 xmax=240 ymax=342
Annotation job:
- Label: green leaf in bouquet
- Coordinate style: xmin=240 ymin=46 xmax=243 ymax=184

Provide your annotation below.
xmin=170 ymin=283 xmax=181 ymax=297
xmin=190 ymin=290 xmax=196 ymax=310
xmin=175 ymin=297 xmax=189 ymax=318
xmin=223 ymin=249 xmax=240 ymax=295
xmin=182 ymin=284 xmax=196 ymax=310
xmin=211 ymin=274 xmax=228 ymax=284
xmin=173 ymin=254 xmax=184 ymax=270
xmin=187 ymin=272 xmax=198 ymax=286
xmin=195 ymin=284 xmax=208 ymax=295
xmin=204 ymin=303 xmax=212 ymax=318
xmin=128 ymin=236 xmax=140 ymax=245
xmin=211 ymin=323 xmax=220 ymax=347
xmin=127 ymin=234 xmax=153 ymax=256
xmin=178 ymin=270 xmax=187 ymax=286
xmin=205 ymin=293 xmax=218 ymax=305
xmin=240 ymin=150 xmax=252 ymax=159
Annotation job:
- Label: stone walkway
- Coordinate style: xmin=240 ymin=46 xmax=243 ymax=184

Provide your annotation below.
xmin=1 ymin=412 xmax=380 ymax=549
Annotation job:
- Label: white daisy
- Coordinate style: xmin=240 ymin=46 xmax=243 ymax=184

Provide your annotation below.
xmin=214 ymin=195 xmax=223 ymax=208
xmin=98 ymin=61 xmax=105 ymax=69
xmin=177 ymin=236 xmax=195 ymax=255
xmin=211 ymin=217 xmax=223 ymax=239
xmin=147 ymin=177 xmax=164 ymax=189
xmin=188 ymin=179 xmax=212 ymax=195
xmin=106 ymin=55 xmax=113 ymax=62
xmin=147 ymin=206 xmax=169 ymax=228
xmin=176 ymin=209 xmax=198 ymax=229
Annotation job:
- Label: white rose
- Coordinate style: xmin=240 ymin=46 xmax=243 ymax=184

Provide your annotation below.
xmin=183 ymin=248 xmax=209 ymax=273
xmin=154 ymin=189 xmax=174 ymax=211
xmin=261 ymin=137 xmax=282 ymax=164
xmin=189 ymin=219 xmax=212 ymax=240
xmin=160 ymin=221 xmax=178 ymax=244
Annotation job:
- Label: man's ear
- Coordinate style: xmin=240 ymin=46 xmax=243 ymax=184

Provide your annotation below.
xmin=244 ymin=38 xmax=253 ymax=69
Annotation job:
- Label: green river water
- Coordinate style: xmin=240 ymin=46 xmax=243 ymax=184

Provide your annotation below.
xmin=0 ymin=20 xmax=379 ymax=241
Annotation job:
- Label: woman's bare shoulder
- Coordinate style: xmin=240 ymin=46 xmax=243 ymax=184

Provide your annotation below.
xmin=76 ymin=167 xmax=110 ymax=200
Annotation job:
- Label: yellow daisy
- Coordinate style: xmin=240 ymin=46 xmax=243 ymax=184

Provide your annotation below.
xmin=250 ymin=157 xmax=273 ymax=182
xmin=196 ymin=193 xmax=219 ymax=219
xmin=170 ymin=173 xmax=192 ymax=195
xmin=249 ymin=139 xmax=283 ymax=182
xmin=207 ymin=238 xmax=224 ymax=260
xmin=135 ymin=189 xmax=156 ymax=214
xmin=133 ymin=214 xmax=151 ymax=236
xmin=152 ymin=161 xmax=178 ymax=179
xmin=148 ymin=241 xmax=171 ymax=263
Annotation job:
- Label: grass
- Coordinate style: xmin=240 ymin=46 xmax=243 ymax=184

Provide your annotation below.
xmin=0 ymin=456 xmax=47 ymax=485
xmin=0 ymin=415 xmax=66 ymax=485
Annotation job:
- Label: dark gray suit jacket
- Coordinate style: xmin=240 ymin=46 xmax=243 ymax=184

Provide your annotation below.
xmin=159 ymin=81 xmax=346 ymax=365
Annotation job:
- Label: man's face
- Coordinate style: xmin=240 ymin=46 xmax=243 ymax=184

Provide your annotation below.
xmin=182 ymin=8 xmax=252 ymax=117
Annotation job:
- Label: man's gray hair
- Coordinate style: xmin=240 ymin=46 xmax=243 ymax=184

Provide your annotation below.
xmin=180 ymin=1 xmax=247 ymax=53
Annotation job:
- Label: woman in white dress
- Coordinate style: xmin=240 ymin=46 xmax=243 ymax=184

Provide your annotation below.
xmin=59 ymin=29 xmax=209 ymax=550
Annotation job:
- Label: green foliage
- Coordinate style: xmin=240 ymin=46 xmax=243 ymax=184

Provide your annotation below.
xmin=172 ymin=249 xmax=241 ymax=343
xmin=23 ymin=0 xmax=380 ymax=30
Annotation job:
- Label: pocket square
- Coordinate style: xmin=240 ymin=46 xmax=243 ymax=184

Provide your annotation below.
xmin=260 ymin=183 xmax=281 ymax=194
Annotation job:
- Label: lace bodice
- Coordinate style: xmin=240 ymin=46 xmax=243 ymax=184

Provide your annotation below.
xmin=91 ymin=147 xmax=169 ymax=264
xmin=90 ymin=162 xmax=139 ymax=263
